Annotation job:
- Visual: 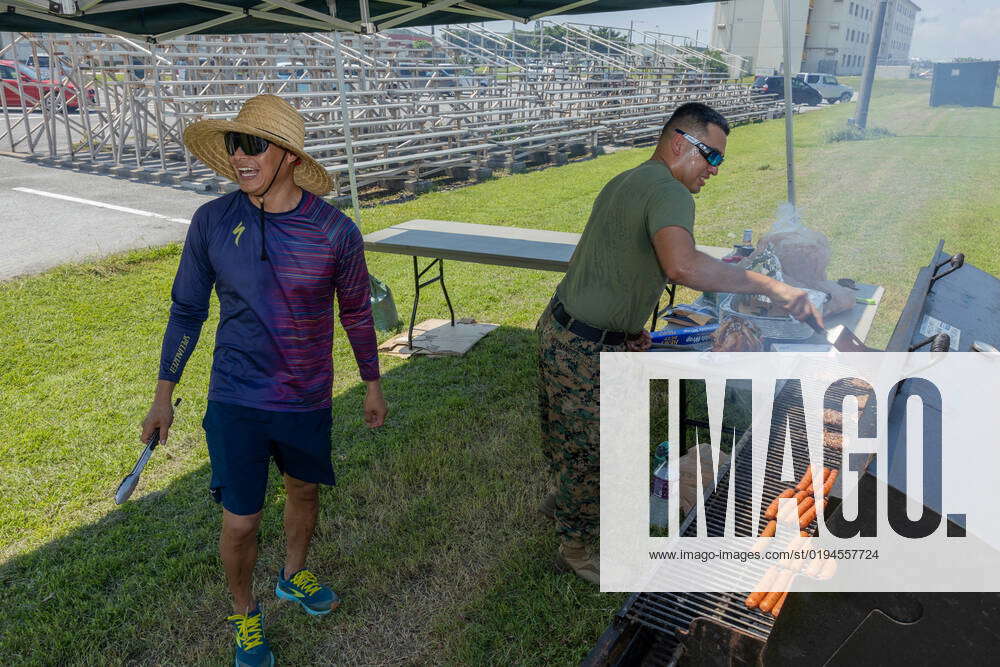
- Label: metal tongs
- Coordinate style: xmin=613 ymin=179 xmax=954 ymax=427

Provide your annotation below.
xmin=115 ymin=398 xmax=182 ymax=504
xmin=802 ymin=314 xmax=877 ymax=352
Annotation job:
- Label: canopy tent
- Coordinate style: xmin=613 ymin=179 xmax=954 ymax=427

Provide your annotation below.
xmin=0 ymin=0 xmax=713 ymax=42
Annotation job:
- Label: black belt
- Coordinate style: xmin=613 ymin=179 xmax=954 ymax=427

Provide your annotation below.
xmin=551 ymin=299 xmax=635 ymax=346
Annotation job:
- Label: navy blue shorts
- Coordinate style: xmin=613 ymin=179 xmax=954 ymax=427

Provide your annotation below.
xmin=202 ymin=400 xmax=335 ymax=516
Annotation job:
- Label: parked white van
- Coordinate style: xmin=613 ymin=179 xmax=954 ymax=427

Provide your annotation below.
xmin=796 ymin=73 xmax=855 ymax=104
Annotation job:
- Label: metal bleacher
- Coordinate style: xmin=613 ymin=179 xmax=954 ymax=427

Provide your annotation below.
xmin=0 ymin=23 xmax=785 ymax=200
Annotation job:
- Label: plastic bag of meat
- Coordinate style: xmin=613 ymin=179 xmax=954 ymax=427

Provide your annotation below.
xmin=756 ymin=203 xmax=831 ymax=284
xmin=711 ymin=317 xmax=765 ymax=352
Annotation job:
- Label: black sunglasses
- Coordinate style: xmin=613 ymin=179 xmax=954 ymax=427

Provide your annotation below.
xmin=675 ymin=129 xmax=724 ymax=167
xmin=224 ymin=132 xmax=270 ymax=156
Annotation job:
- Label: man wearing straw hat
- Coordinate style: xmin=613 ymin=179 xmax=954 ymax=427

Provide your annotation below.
xmin=141 ymin=94 xmax=387 ymax=666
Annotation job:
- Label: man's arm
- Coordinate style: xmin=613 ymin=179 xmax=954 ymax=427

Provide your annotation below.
xmin=333 ymin=223 xmax=387 ymax=428
xmin=652 ymin=226 xmax=824 ymax=327
xmin=141 ymin=212 xmax=215 ymax=444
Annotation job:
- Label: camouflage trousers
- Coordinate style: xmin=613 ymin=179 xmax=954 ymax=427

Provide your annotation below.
xmin=536 ymin=302 xmax=626 ymax=546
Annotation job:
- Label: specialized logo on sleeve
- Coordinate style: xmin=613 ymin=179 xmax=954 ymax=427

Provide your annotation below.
xmin=232 ymin=221 xmax=246 ymax=247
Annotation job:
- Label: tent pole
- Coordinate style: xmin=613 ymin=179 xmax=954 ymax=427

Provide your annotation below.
xmin=334 ymin=29 xmax=362 ymax=224
xmin=777 ymin=0 xmax=796 ymax=206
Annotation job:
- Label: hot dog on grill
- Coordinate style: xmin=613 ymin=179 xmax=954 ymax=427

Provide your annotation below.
xmin=771 ymin=591 xmax=790 ymax=617
xmin=795 ymin=467 xmax=814 ymax=491
xmin=759 ymin=571 xmax=794 ymax=613
xmin=765 ymin=488 xmax=796 ymax=519
xmin=822 ymin=469 xmax=839 ymax=496
xmin=799 ymin=499 xmax=830 ymax=528
xmin=745 ymin=567 xmax=780 ymax=608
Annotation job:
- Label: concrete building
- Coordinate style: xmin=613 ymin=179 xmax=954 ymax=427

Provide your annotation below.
xmin=878 ymin=0 xmax=919 ymax=65
xmin=711 ymin=0 xmax=809 ymax=76
xmin=711 ymin=0 xmax=919 ymax=76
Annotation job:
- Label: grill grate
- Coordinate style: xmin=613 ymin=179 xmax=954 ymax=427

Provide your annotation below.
xmin=624 ymin=381 xmax=859 ymax=658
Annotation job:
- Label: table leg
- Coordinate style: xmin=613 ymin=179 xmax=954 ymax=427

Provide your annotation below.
xmin=665 ymin=283 xmax=677 ymax=310
xmin=650 ymin=284 xmax=680 ymax=330
xmin=408 ymin=256 xmax=456 ymax=349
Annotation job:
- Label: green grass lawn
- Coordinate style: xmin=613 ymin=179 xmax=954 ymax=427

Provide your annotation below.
xmin=2 ymin=78 xmax=999 ymax=665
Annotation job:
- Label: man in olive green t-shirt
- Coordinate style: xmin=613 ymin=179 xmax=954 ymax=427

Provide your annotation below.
xmin=537 ymin=102 xmax=822 ymax=585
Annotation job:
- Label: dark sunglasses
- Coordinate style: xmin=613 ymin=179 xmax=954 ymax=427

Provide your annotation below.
xmin=224 ymin=132 xmax=270 ymax=156
xmin=675 ymin=129 xmax=724 ymax=167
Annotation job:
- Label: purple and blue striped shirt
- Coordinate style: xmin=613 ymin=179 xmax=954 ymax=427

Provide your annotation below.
xmin=159 ymin=190 xmax=380 ymax=411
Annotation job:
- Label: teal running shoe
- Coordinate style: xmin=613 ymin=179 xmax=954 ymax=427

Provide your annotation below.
xmin=226 ymin=605 xmax=274 ymax=667
xmin=275 ymin=568 xmax=340 ymax=616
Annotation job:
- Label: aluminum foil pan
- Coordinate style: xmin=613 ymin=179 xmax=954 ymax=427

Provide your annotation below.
xmin=719 ymin=289 xmax=828 ymax=341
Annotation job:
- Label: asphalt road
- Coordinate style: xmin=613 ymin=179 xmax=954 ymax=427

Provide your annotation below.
xmin=0 ymin=155 xmax=216 ymax=281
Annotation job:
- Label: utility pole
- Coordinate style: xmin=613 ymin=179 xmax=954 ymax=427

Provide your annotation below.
xmin=854 ymin=0 xmax=888 ymax=129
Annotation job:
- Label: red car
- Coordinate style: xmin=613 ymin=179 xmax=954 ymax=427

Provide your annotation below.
xmin=0 ymin=59 xmax=97 ymax=111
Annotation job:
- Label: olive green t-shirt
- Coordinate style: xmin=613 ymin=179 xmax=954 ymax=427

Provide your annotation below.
xmin=556 ymin=159 xmax=695 ymax=333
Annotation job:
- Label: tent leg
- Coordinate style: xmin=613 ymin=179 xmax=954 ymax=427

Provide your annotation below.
xmin=334 ymin=30 xmax=362 ymax=224
xmin=776 ymin=0 xmax=796 ymax=206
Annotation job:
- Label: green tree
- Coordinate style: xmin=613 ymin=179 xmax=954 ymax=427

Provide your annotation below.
xmin=542 ymin=25 xmax=567 ymax=53
xmin=589 ymin=27 xmax=628 ymax=54
xmin=685 ymin=48 xmax=730 ymax=76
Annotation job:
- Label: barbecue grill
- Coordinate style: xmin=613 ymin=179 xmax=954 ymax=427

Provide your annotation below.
xmin=587 ymin=241 xmax=1000 ymax=666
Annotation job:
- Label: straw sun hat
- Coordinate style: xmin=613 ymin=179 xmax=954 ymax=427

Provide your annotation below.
xmin=183 ymin=94 xmax=332 ymax=196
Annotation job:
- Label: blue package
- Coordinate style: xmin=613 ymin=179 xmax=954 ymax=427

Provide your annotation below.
xmin=651 ymin=324 xmax=719 ymax=346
